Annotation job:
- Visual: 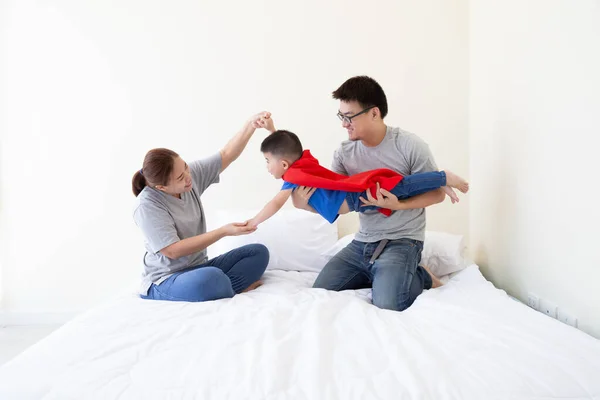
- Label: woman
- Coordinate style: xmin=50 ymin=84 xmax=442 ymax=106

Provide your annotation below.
xmin=132 ymin=112 xmax=275 ymax=302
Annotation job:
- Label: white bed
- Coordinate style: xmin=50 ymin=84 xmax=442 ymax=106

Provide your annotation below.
xmin=1 ymin=212 xmax=599 ymax=399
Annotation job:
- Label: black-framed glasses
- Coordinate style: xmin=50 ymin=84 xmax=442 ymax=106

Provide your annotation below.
xmin=337 ymin=106 xmax=375 ymax=124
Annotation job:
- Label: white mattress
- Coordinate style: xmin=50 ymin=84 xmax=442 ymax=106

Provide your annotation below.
xmin=0 ymin=265 xmax=599 ymax=400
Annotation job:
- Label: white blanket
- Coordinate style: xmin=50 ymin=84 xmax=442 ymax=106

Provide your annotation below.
xmin=1 ymin=265 xmax=599 ymax=400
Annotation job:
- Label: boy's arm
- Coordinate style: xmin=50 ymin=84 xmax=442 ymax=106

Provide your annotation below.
xmin=248 ymin=189 xmax=293 ymax=227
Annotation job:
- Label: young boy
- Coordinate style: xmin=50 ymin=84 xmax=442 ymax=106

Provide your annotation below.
xmin=247 ymin=130 xmax=469 ymax=227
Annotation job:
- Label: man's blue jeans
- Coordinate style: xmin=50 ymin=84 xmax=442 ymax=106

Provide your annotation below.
xmin=313 ymin=239 xmax=432 ymax=311
xmin=141 ymin=244 xmax=269 ymax=302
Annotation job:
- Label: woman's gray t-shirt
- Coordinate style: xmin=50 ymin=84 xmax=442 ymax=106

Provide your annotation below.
xmin=133 ymin=153 xmax=222 ymax=295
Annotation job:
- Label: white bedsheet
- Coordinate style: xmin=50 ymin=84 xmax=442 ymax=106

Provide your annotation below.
xmin=0 ymin=265 xmax=599 ymax=400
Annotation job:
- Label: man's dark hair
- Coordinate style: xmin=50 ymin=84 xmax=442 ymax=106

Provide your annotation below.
xmin=260 ymin=130 xmax=303 ymax=160
xmin=332 ymin=76 xmax=388 ymax=119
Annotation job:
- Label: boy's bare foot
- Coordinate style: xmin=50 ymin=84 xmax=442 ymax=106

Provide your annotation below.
xmin=444 ymin=170 xmax=469 ymax=193
xmin=442 ymin=186 xmax=460 ymax=203
xmin=242 ymin=280 xmax=263 ymax=293
xmin=421 ymin=265 xmax=443 ymax=288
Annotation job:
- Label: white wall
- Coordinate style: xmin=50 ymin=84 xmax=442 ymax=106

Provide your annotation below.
xmin=470 ymin=0 xmax=600 ymax=337
xmin=0 ymin=0 xmax=469 ymax=316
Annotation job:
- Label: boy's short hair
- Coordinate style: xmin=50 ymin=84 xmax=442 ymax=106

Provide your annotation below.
xmin=332 ymin=76 xmax=388 ymax=119
xmin=260 ymin=130 xmax=303 ymax=160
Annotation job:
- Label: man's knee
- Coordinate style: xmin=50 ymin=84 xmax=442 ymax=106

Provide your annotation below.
xmin=372 ymin=290 xmax=416 ymax=312
xmin=312 ymin=270 xmax=340 ymax=290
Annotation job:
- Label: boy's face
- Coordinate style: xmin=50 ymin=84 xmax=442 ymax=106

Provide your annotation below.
xmin=263 ymin=152 xmax=288 ymax=179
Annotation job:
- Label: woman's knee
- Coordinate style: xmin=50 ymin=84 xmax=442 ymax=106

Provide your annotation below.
xmin=194 ymin=267 xmax=235 ymax=301
xmin=240 ymin=243 xmax=270 ymax=270
xmin=252 ymin=243 xmax=269 ymax=265
xmin=159 ymin=267 xmax=234 ymax=302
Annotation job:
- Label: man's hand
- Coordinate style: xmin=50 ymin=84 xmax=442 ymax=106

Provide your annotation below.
xmin=221 ymin=222 xmax=257 ymax=237
xmin=291 ymin=186 xmax=316 ymax=210
xmin=359 ymin=182 xmax=400 ymax=210
xmin=250 ymin=112 xmax=275 ymax=133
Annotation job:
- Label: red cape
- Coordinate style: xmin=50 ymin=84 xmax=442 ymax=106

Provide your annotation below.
xmin=282 ymin=150 xmax=404 ymax=216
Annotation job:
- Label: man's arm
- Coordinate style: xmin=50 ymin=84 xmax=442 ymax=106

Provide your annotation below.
xmin=393 ymin=189 xmax=445 ymax=210
xmin=359 ymin=183 xmax=445 ymax=211
xmin=220 ymin=112 xmax=275 ymax=173
xmin=248 ymin=190 xmax=293 ymax=227
xmin=290 ymin=186 xmax=317 ymax=213
xmin=360 ymin=133 xmax=444 ymax=210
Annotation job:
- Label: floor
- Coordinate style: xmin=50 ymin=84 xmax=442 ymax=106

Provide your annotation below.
xmin=0 ymin=325 xmax=61 ymax=366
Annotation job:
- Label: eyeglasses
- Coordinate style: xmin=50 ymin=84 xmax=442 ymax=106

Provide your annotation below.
xmin=336 ymin=106 xmax=375 ymax=124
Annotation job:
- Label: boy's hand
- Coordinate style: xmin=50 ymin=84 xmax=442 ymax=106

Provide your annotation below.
xmin=221 ymin=222 xmax=257 ymax=237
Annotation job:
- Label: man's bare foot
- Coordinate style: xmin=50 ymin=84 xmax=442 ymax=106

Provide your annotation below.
xmin=444 ymin=170 xmax=469 ymax=193
xmin=242 ymin=280 xmax=263 ymax=293
xmin=442 ymin=186 xmax=460 ymax=203
xmin=421 ymin=265 xmax=443 ymax=288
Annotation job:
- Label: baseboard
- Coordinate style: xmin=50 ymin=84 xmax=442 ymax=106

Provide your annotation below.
xmin=0 ymin=311 xmax=78 ymax=326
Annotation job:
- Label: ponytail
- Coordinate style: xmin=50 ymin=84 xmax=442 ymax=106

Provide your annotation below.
xmin=132 ymin=148 xmax=179 ymax=197
xmin=132 ymin=170 xmax=147 ymax=197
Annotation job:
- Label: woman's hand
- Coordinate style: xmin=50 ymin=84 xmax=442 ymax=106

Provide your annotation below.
xmin=250 ymin=112 xmax=275 ymax=133
xmin=245 ymin=218 xmax=258 ymax=230
xmin=220 ymin=111 xmax=274 ymax=173
xmin=220 ymin=221 xmax=257 ymax=237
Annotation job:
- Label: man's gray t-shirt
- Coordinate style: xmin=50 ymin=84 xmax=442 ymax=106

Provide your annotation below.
xmin=133 ymin=153 xmax=222 ymax=295
xmin=332 ymin=126 xmax=437 ymax=243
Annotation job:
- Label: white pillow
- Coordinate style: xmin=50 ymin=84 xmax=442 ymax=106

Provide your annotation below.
xmin=316 ymin=233 xmax=356 ymax=265
xmin=421 ymin=231 xmax=468 ymax=277
xmin=206 ymin=208 xmax=338 ymax=273
xmin=314 ymin=231 xmax=468 ymax=278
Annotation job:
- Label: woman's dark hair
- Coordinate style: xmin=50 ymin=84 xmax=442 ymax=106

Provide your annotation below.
xmin=132 ymin=148 xmax=179 ymax=196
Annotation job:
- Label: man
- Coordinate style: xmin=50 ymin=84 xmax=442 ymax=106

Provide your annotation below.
xmin=292 ymin=76 xmax=444 ymax=311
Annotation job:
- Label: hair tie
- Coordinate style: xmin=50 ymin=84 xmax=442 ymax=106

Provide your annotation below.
xmin=139 ymin=169 xmax=144 ymax=176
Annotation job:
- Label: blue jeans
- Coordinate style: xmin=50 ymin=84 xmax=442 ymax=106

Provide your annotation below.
xmin=313 ymin=239 xmax=432 ymax=311
xmin=346 ymin=171 xmax=447 ymax=212
xmin=141 ymin=244 xmax=269 ymax=302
